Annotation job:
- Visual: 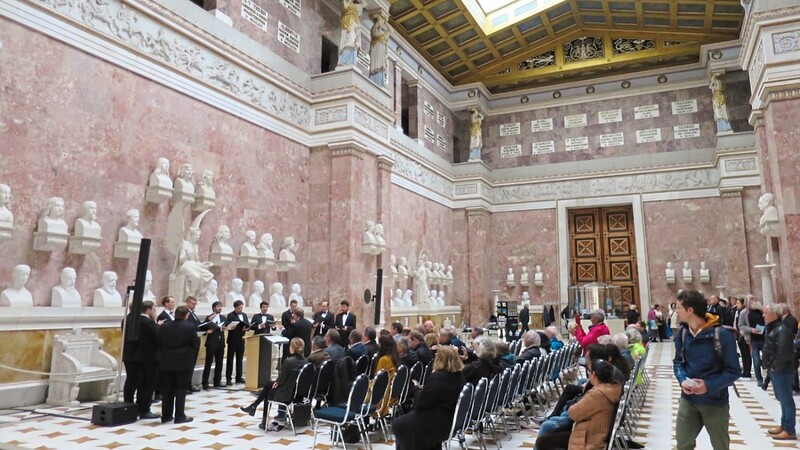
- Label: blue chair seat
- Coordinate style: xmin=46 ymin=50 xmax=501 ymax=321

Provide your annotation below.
xmin=314 ymin=406 xmax=357 ymax=422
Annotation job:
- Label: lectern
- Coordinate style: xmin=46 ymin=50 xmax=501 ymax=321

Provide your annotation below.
xmin=244 ymin=334 xmax=288 ymax=391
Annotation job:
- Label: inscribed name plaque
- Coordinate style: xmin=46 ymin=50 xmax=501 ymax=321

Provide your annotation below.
xmin=671 ymin=99 xmax=698 ymax=115
xmin=499 ymin=123 xmax=521 ymax=136
xmin=531 ymin=118 xmax=554 ymax=132
xmin=565 ymin=137 xmax=589 ymax=151
xmin=500 ymin=145 xmax=523 ymax=158
xmin=600 ymin=132 xmax=624 ymax=147
xmin=532 ymin=141 xmax=555 ymax=155
xmin=423 ymin=102 xmax=435 ymax=119
xmin=436 ymin=112 xmax=446 ymax=127
xmin=674 ymin=123 xmax=701 ymax=139
xmin=436 ymin=134 xmax=447 ymax=150
xmin=357 ymin=49 xmax=370 ymax=70
xmin=636 ymin=128 xmax=662 ymax=143
xmin=564 ymin=114 xmax=587 ymax=129
xmin=634 ymin=104 xmax=659 ymax=120
xmin=277 ymin=22 xmax=300 ymax=53
xmin=598 ymin=109 xmax=622 ymax=124
xmin=424 ymin=126 xmax=435 ymax=142
xmin=242 ymin=0 xmax=269 ymax=32
xmin=279 ymin=0 xmax=301 ymax=17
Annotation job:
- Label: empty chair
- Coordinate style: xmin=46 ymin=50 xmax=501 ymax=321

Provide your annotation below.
xmin=464 ymin=377 xmax=489 ymax=450
xmin=409 ymin=361 xmax=423 ymax=384
xmin=312 ymin=359 xmax=336 ymax=409
xmin=313 ymin=374 xmax=370 ymax=450
xmin=444 ymin=383 xmax=475 ymax=450
xmin=355 ymin=355 xmax=370 ymax=376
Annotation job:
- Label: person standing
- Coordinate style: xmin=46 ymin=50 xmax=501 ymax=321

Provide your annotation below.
xmin=734 ymin=297 xmax=752 ymax=379
xmin=747 ymin=301 xmax=767 ymax=387
xmin=283 ymin=308 xmax=312 ymax=357
xmin=669 ymin=302 xmax=679 ymax=339
xmin=778 ymin=303 xmax=799 ymax=392
xmin=157 ymin=296 xmax=176 ymax=323
xmin=762 ymin=303 xmax=796 ymax=440
xmin=132 ymin=300 xmax=161 ymax=419
xmin=158 ymin=305 xmax=200 ymax=424
xmin=519 ymin=303 xmax=530 ymax=334
xmin=626 ymin=304 xmax=639 ymax=328
xmin=184 ymin=296 xmax=202 ymax=394
xmin=251 ymin=301 xmax=275 ymax=335
xmin=335 ymin=300 xmax=356 ymax=347
xmin=202 ymin=301 xmax=225 ymax=389
xmin=312 ymin=300 xmax=335 ymax=337
xmin=225 ymin=300 xmax=250 ymax=385
xmin=673 ymin=290 xmax=740 ymax=450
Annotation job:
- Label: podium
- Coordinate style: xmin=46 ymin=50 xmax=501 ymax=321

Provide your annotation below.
xmin=244 ymin=334 xmax=288 ymax=391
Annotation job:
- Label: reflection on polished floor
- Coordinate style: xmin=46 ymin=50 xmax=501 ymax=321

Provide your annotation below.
xmin=0 ymin=342 xmax=798 ymax=449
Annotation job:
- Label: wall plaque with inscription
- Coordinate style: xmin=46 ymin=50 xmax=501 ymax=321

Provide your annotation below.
xmin=279 ymin=0 xmax=301 ymax=17
xmin=531 ymin=118 xmax=554 ymax=132
xmin=673 ymin=123 xmax=700 ymax=139
xmin=242 ymin=0 xmax=269 ymax=33
xmin=636 ymin=128 xmax=662 ymax=143
xmin=671 ymin=99 xmax=698 ymax=115
xmin=600 ymin=132 xmax=625 ymax=147
xmin=634 ymin=104 xmax=659 ymax=119
xmin=436 ymin=112 xmax=446 ymax=127
xmin=564 ymin=114 xmax=588 ymax=128
xmin=598 ymin=109 xmax=622 ymax=124
xmin=499 ymin=123 xmax=521 ymax=136
xmin=357 ymin=49 xmax=370 ymax=70
xmin=565 ymin=136 xmax=589 ymax=151
xmin=532 ymin=140 xmax=555 ymax=155
xmin=501 ymin=145 xmax=523 ymax=158
xmin=436 ymin=134 xmax=447 ymax=150
xmin=277 ymin=22 xmax=300 ymax=53
xmin=424 ymin=102 xmax=435 ymax=119
xmin=424 ymin=125 xmax=435 ymax=142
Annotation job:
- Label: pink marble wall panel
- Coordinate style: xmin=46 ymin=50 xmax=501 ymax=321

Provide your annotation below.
xmin=450 ymin=210 xmax=470 ymax=322
xmin=489 ymin=210 xmax=559 ymax=306
xmin=643 ymin=197 xmax=751 ymax=303
xmin=305 ymin=148 xmax=333 ymax=307
xmin=466 ymin=210 xmax=491 ymax=326
xmin=415 ymin=86 xmax=459 ymax=161
xmin=0 ymin=19 xmax=309 ymax=307
xmin=479 ymin=87 xmax=715 ymax=169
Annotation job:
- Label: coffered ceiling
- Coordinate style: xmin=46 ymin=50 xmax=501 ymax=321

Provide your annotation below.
xmin=388 ymin=0 xmax=744 ymax=93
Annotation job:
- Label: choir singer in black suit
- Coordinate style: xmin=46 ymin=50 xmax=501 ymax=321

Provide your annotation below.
xmin=225 ymin=300 xmax=250 ymax=385
xmin=283 ymin=308 xmax=312 ymax=357
xmin=334 ymin=300 xmax=357 ymax=347
xmin=158 ymin=305 xmax=200 ymax=424
xmin=312 ymin=301 xmax=335 ymax=337
xmin=251 ymin=301 xmax=275 ymax=335
xmin=132 ymin=300 xmax=161 ymax=419
xmin=202 ymin=301 xmax=225 ymax=389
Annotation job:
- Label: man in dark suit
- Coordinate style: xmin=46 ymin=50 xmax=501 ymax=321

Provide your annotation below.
xmin=323 ymin=329 xmax=346 ymax=360
xmin=202 ymin=301 xmax=225 ymax=389
xmin=133 ymin=300 xmax=161 ymax=419
xmin=183 ymin=296 xmax=202 ymax=394
xmin=781 ymin=304 xmax=800 ymax=391
xmin=334 ymin=300 xmax=356 ymax=347
xmin=283 ymin=308 xmax=312 ymax=357
xmin=158 ymin=305 xmax=200 ymax=424
xmin=312 ymin=301 xmax=335 ymax=337
xmin=121 ymin=303 xmax=138 ymax=405
xmin=519 ymin=303 xmax=530 ymax=333
xmin=363 ymin=327 xmax=379 ymax=357
xmin=251 ymin=301 xmax=275 ymax=335
xmin=280 ymin=300 xmax=299 ymax=359
xmin=156 ymin=296 xmax=176 ymax=324
xmin=225 ymin=300 xmax=250 ymax=385
xmin=409 ymin=331 xmax=434 ymax=366
xmin=345 ymin=330 xmax=367 ymax=360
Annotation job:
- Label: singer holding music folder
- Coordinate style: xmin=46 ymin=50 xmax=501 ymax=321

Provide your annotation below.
xmin=251 ymin=301 xmax=276 ymax=335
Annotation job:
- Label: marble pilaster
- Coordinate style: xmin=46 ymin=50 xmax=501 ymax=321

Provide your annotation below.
xmin=466 ymin=207 xmax=491 ymax=325
xmin=376 ymin=155 xmax=395 ymax=326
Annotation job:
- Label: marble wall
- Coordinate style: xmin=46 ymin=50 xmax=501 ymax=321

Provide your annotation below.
xmin=412 ymin=85 xmax=459 ymax=161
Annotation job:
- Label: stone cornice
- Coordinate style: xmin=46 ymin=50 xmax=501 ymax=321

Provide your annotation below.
xmin=740 ymin=3 xmax=800 ymax=69
xmin=466 ymin=206 xmax=490 ymax=217
xmin=329 ymin=141 xmax=368 ymax=159
xmin=376 ymin=155 xmax=396 ymax=171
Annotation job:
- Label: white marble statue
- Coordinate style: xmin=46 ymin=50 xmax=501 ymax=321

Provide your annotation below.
xmin=534 ymin=265 xmax=544 ymax=286
xmin=238 ymin=230 xmax=259 ymax=269
xmin=390 ymin=255 xmax=398 ymax=279
xmin=426 ymin=289 xmax=437 ymax=305
xmin=445 ymin=265 xmax=453 ymax=284
xmin=710 ymin=72 xmax=733 ymax=134
xmin=443 ymin=316 xmax=453 ymax=329
xmin=758 ymin=193 xmax=780 ymax=237
xmin=257 ymin=233 xmax=275 ymax=268
xmin=145 ymin=157 xmax=173 ymax=203
xmin=115 ymin=209 xmax=143 ymax=258
xmin=506 ymin=267 xmax=515 ymax=287
xmin=682 ymin=261 xmax=693 ymax=282
xmin=172 ymin=163 xmax=196 ymax=204
xmin=436 ymin=290 xmax=445 ymax=307
xmin=398 ymin=257 xmax=409 ymax=279
xmin=288 ymin=283 xmax=304 ymax=307
xmin=278 ymin=236 xmax=297 ymax=272
xmin=412 ymin=255 xmax=430 ymax=305
xmin=69 ymin=200 xmax=102 ymax=254
xmin=665 ymin=262 xmax=676 ymax=284
xmin=522 ymin=291 xmax=530 ymax=305
xmin=337 ymin=0 xmax=364 ymax=67
xmin=210 ymin=224 xmax=234 ymax=266
xmin=0 ymin=183 xmax=14 ymax=239
xmin=34 ymin=197 xmax=69 ymax=251
xmin=201 ymin=279 xmax=219 ymax=304
xmin=93 ymin=271 xmax=122 ymax=307
xmin=368 ymin=12 xmax=390 ymax=87
xmin=225 ymin=278 xmax=245 ymax=306
xmin=392 ymin=288 xmax=404 ymax=308
xmin=468 ymin=107 xmax=484 ymax=161
xmin=402 ymin=289 xmax=413 ymax=307
xmin=51 ymin=267 xmax=81 ymax=307
xmin=249 ymin=280 xmax=265 ymax=307
xmin=1 ymin=264 xmax=33 ymax=307
xmin=143 ymin=270 xmax=156 ymax=302
xmin=520 ymin=266 xmax=530 ymax=287
xmin=269 ymin=282 xmax=286 ymax=309
xmin=166 ymin=205 xmax=214 ymax=300
xmin=699 ymin=261 xmax=710 ymax=283
xmin=373 ymin=223 xmax=387 ymax=251
xmin=362 ymin=221 xmax=379 ymax=255
xmin=193 ymin=169 xmax=216 ymax=212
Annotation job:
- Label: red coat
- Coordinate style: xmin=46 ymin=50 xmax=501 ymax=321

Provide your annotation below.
xmin=575 ymin=322 xmax=610 ymax=352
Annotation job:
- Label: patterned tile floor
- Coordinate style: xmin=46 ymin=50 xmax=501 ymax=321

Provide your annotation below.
xmin=0 ymin=342 xmax=798 ymax=449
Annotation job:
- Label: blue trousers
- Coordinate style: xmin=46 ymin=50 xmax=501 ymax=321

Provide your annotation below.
xmin=751 ymin=340 xmax=765 ymax=383
xmin=770 ymin=369 xmax=796 ymax=435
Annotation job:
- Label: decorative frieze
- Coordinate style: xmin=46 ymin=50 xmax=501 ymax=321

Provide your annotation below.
xmin=391 ymin=152 xmax=451 ymax=198
xmin=773 ymin=30 xmax=800 ymax=54
xmin=353 ymin=106 xmax=389 ymax=138
xmin=315 ymin=106 xmax=347 ymax=125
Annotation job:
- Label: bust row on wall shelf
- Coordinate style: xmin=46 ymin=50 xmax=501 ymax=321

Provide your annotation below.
xmin=361 ymin=221 xmax=387 ymax=255
xmin=665 ymin=261 xmax=711 ymax=284
xmin=145 ymin=158 xmax=215 ymax=210
xmin=219 ymin=279 xmax=304 ymax=310
xmin=389 ymin=255 xmax=453 ymax=286
xmin=507 ymin=266 xmax=545 ymax=287
xmin=391 ymin=288 xmax=447 ymax=308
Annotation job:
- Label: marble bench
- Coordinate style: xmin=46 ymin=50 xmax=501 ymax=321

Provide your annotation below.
xmin=46 ymin=328 xmax=117 ymax=406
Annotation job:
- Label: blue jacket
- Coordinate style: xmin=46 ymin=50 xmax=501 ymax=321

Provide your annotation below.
xmin=673 ymin=315 xmax=740 ymax=405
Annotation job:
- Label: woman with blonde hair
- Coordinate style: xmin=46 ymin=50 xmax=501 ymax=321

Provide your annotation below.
xmin=392 ymin=346 xmax=466 ymax=450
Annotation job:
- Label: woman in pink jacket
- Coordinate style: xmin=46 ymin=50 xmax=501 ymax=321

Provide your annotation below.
xmin=574 ymin=309 xmax=611 ymax=354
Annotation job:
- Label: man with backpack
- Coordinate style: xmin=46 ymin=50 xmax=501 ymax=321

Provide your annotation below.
xmin=673 ymin=290 xmax=741 ymax=450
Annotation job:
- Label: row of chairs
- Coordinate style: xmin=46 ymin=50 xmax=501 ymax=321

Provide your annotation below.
xmin=606 ymin=344 xmax=652 ymax=450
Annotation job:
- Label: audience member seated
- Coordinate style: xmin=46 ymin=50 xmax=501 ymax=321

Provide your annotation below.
xmin=324 ymin=329 xmax=346 ymax=360
xmin=544 ymin=326 xmax=564 ymax=351
xmin=566 ymin=360 xmax=621 ymax=450
xmin=536 ymin=330 xmax=552 ymax=355
xmin=625 ymin=327 xmax=646 ymax=360
xmin=308 ymin=336 xmax=330 ymax=368
xmin=373 ymin=334 xmax=400 ymax=417
xmin=613 ymin=333 xmax=635 ymax=368
xmin=240 ymin=337 xmax=307 ymax=431
xmin=437 ymin=327 xmax=466 ymax=350
xmin=635 ymin=321 xmax=650 ymax=344
xmin=517 ymin=330 xmax=542 ymax=364
xmin=345 ymin=330 xmax=367 ymax=360
xmin=470 ymin=327 xmax=484 ymax=341
xmin=390 ymin=322 xmax=403 ymax=342
xmin=574 ymin=309 xmax=611 ymax=353
xmin=496 ymin=342 xmax=516 ymax=370
xmin=392 ymin=346 xmax=466 ymax=450
xmin=462 ymin=337 xmax=501 ymax=385
xmin=424 ymin=333 xmax=439 ymax=353
xmin=397 ymin=337 xmax=418 ymax=368
xmin=363 ymin=327 xmax=379 ymax=357
xmin=410 ymin=331 xmax=434 ymax=366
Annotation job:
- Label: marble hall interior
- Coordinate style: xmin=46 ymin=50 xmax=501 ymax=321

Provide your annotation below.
xmin=1 ymin=0 xmax=800 ymax=448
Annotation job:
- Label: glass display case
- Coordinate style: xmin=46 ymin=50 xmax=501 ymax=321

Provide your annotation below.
xmin=567 ymin=282 xmax=624 ymax=319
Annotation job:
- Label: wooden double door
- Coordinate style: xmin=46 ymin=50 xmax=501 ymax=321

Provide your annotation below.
xmin=568 ymin=206 xmax=639 ymax=312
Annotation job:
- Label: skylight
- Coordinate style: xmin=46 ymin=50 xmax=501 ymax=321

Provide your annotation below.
xmin=463 ymin=0 xmax=566 ymax=35
xmin=476 ymin=0 xmax=517 ymax=14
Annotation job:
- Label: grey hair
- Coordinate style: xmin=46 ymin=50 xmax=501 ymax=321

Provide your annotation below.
xmin=597 ymin=335 xmax=612 ymax=345
xmin=625 ymin=328 xmax=642 ymax=344
xmin=474 ymin=336 xmax=496 ymax=360
xmin=523 ymin=330 xmax=541 ymax=347
xmin=590 ymin=309 xmax=606 ymax=323
xmin=765 ymin=304 xmax=783 ymax=315
xmin=311 ymin=335 xmax=326 ymax=350
xmin=612 ymin=333 xmax=629 ymax=350
xmin=750 ymin=301 xmax=763 ymax=311
xmin=397 ymin=337 xmax=412 ymax=352
xmin=777 ymin=303 xmax=791 ymax=315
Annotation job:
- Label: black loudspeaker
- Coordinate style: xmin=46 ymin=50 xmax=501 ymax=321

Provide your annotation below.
xmin=374 ymin=268 xmax=383 ymax=325
xmin=91 ymin=402 xmax=138 ymax=426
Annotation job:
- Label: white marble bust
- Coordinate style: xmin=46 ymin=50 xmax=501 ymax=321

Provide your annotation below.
xmin=520 ymin=266 xmax=530 ymax=286
xmin=146 ymin=157 xmax=173 ymax=203
xmin=249 ymin=280 xmax=265 ymax=307
xmin=390 ymin=255 xmax=398 ymax=278
xmin=225 ymin=278 xmax=245 ymax=306
xmin=118 ymin=209 xmax=142 ymax=244
xmin=392 ymin=288 xmax=404 ymax=307
xmin=279 ymin=236 xmax=297 ymax=262
xmin=201 ymin=279 xmax=219 ymax=304
xmin=51 ymin=267 xmax=81 ymax=307
xmin=0 ymin=183 xmax=14 ymax=235
xmin=436 ymin=291 xmax=445 ymax=307
xmin=699 ymin=261 xmax=710 ymax=282
xmin=257 ymin=233 xmax=275 ymax=260
xmin=445 ymin=265 xmax=453 ymax=283
xmin=362 ymin=221 xmax=377 ymax=244
xmin=682 ymin=262 xmax=693 ymax=281
xmin=193 ymin=169 xmax=216 ymax=211
xmin=93 ymin=271 xmax=122 ymax=307
xmin=522 ymin=291 xmax=530 ymax=304
xmin=534 ymin=265 xmax=544 ymax=286
xmin=74 ymin=201 xmax=101 ymax=239
xmin=39 ymin=197 xmax=68 ymax=235
xmin=269 ymin=282 xmax=286 ymax=309
xmin=210 ymin=224 xmax=234 ymax=266
xmin=426 ymin=289 xmax=437 ymax=305
xmin=1 ymin=264 xmax=33 ymax=307
xmin=506 ymin=267 xmax=515 ymax=285
xmin=143 ymin=269 xmax=156 ymax=301
xmin=402 ymin=289 xmax=413 ymax=307
xmin=172 ymin=163 xmax=196 ymax=204
xmin=398 ymin=257 xmax=409 ymax=277
xmin=665 ymin=262 xmax=676 ymax=283
xmin=373 ymin=223 xmax=387 ymax=249
xmin=758 ymin=193 xmax=780 ymax=237
xmin=241 ymin=230 xmax=258 ymax=256
xmin=288 ymin=283 xmax=304 ymax=307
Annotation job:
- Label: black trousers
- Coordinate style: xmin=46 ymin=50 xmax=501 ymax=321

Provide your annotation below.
xmin=123 ymin=361 xmax=137 ymax=404
xmin=226 ymin=343 xmax=244 ymax=382
xmin=548 ymin=384 xmax=583 ymax=418
xmin=135 ymin=362 xmax=159 ymax=414
xmin=203 ymin=345 xmax=224 ymax=387
xmin=160 ymin=369 xmax=192 ymax=420
xmin=737 ymin=336 xmax=752 ymax=376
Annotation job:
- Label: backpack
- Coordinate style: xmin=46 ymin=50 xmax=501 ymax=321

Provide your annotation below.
xmin=679 ymin=326 xmax=723 ymax=366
